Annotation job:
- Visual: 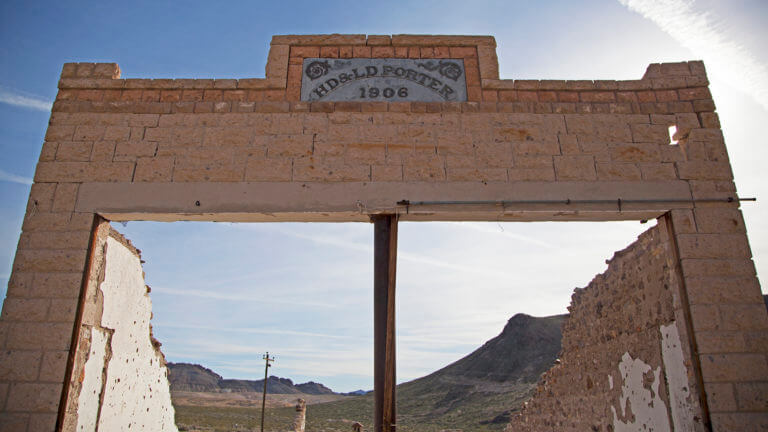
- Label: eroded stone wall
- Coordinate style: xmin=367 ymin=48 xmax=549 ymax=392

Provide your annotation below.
xmin=507 ymin=224 xmax=701 ymax=431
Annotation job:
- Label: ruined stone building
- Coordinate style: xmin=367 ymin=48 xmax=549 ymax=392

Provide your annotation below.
xmin=0 ymin=34 xmax=765 ymax=431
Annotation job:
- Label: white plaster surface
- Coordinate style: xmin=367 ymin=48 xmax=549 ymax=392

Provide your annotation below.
xmin=94 ymin=237 xmax=178 ymax=432
xmin=75 ymin=327 xmax=109 ymax=431
xmin=661 ymin=322 xmax=696 ymax=432
xmin=611 ymin=352 xmax=671 ymax=432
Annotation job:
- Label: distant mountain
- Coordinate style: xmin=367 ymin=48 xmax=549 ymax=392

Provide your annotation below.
xmin=167 ymin=363 xmax=222 ymax=392
xmin=394 ymin=313 xmax=566 ymax=427
xmin=167 ymin=363 xmax=334 ymax=394
xmin=295 ymin=381 xmax=335 ymax=395
xmin=313 ymin=313 xmax=566 ymax=431
xmin=170 ymin=313 xmax=566 ymax=431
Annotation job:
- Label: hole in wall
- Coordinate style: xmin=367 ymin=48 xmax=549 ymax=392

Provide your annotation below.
xmin=668 ymin=125 xmax=679 ymax=145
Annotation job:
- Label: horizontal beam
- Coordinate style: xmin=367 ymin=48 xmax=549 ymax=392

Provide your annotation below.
xmin=76 ymin=181 xmax=695 ymax=223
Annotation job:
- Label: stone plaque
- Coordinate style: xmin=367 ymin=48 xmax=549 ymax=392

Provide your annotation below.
xmin=300 ymin=58 xmax=467 ymax=102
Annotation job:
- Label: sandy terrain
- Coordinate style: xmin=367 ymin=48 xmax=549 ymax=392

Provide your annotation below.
xmin=171 ymin=391 xmax=347 ymax=409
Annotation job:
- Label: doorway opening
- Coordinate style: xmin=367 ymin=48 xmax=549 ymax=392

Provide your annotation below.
xmin=68 ymin=218 xmax=660 ymax=431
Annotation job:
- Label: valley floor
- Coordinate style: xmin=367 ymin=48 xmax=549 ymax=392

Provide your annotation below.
xmin=172 ymin=389 xmax=522 ymax=432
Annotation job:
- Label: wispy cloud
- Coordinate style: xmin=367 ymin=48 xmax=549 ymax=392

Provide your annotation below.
xmin=0 ymin=86 xmax=53 ymax=112
xmin=449 ymin=222 xmax=556 ymax=249
xmin=151 ymin=286 xmax=342 ymax=308
xmin=155 ymin=322 xmax=368 ymax=341
xmin=268 ymin=225 xmax=524 ymax=280
xmin=619 ymin=0 xmax=768 ymax=111
xmin=0 ymin=169 xmax=33 ymax=185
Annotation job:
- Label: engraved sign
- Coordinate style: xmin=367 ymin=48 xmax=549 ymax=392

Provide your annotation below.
xmin=300 ymin=58 xmax=467 ymax=102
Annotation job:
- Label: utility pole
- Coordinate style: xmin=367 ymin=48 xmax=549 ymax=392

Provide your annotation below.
xmin=260 ymin=352 xmax=275 ymax=432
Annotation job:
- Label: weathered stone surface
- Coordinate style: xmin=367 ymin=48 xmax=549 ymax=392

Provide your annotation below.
xmin=508 ymin=225 xmax=705 ymax=431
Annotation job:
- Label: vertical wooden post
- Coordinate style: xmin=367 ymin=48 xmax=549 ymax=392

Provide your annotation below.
xmin=373 ymin=214 xmax=398 ymax=432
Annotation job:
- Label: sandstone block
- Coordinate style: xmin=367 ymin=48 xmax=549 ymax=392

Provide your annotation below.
xmin=55 ymin=141 xmax=93 ymax=162
xmin=5 ymin=322 xmax=73 ymax=351
xmin=13 ymin=249 xmax=87 ymax=273
xmin=172 ymin=164 xmax=244 ymax=182
xmin=134 ymin=157 xmax=174 ymax=182
xmin=630 ymin=123 xmax=670 ymax=143
xmin=447 ymin=167 xmax=507 ymax=182
xmin=0 ymin=350 xmax=42 ymax=381
xmin=267 ymin=134 xmax=313 ymax=158
xmin=5 ymin=382 xmax=61 ymax=412
xmin=676 ymin=160 xmax=732 ymax=180
xmin=0 ymin=413 xmax=29 ymax=432
xmin=735 ymin=382 xmax=768 ymax=411
xmin=508 ymin=167 xmax=555 ymax=181
xmin=699 ymin=112 xmax=721 ymax=129
xmin=25 ymin=230 xmax=90 ymax=251
xmin=680 ymin=258 xmax=756 ymax=278
xmin=700 ymin=353 xmax=768 ymax=382
xmin=352 ymin=46 xmax=372 ymax=58
xmin=580 ymin=91 xmax=615 ymax=103
xmin=685 ymin=276 xmax=762 ymax=305
xmin=678 ymin=87 xmax=711 ymax=101
xmin=28 ymin=413 xmax=57 ymax=431
xmin=705 ymin=382 xmax=738 ymax=411
xmin=371 ymin=164 xmax=403 ymax=181
xmin=638 ymin=162 xmax=676 ymax=180
xmin=31 ymin=272 xmax=83 ymax=299
xmin=595 ymin=163 xmax=641 ymax=180
xmin=272 ymin=34 xmax=366 ymax=46
xmin=554 ymin=155 xmax=596 ymax=181
xmin=719 ymin=303 xmax=768 ymax=331
xmin=38 ymin=350 xmax=68 ymax=382
xmin=346 ymin=143 xmax=386 ymax=164
xmin=293 ymin=158 xmax=370 ymax=182
xmin=709 ymin=413 xmax=768 ymax=432
xmin=693 ymin=207 xmax=746 ymax=234
xmin=610 ymin=143 xmax=661 ymax=162
xmin=402 ymin=156 xmax=446 ymax=181
xmin=696 ymin=331 xmax=747 ymax=354
xmin=45 ymin=298 xmax=78 ymax=324
xmin=39 ymin=142 xmax=58 ymax=162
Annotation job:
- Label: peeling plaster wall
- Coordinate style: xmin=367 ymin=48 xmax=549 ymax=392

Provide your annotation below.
xmin=507 ymin=224 xmax=704 ymax=431
xmin=68 ymin=230 xmax=177 ymax=432
xmin=75 ymin=327 xmax=108 ymax=431
xmin=611 ymin=352 xmax=670 ymax=431
xmin=661 ymin=322 xmax=697 ymax=431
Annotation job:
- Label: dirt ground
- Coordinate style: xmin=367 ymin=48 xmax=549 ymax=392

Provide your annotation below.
xmin=171 ymin=391 xmax=347 ymax=409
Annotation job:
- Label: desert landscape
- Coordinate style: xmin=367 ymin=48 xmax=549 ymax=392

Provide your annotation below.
xmin=170 ymin=313 xmax=565 ymax=432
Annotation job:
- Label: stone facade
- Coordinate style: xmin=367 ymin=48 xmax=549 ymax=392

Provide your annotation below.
xmin=0 ymin=34 xmax=765 ymax=431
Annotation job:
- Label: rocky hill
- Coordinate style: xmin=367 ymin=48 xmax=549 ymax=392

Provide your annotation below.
xmin=167 ymin=363 xmax=335 ymax=395
xmin=170 ymin=313 xmax=567 ymax=431
xmin=394 ymin=313 xmax=566 ymax=427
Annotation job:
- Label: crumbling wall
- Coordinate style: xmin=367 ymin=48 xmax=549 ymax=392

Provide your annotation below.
xmin=507 ymin=224 xmax=702 ymax=431
xmin=64 ymin=226 xmax=177 ymax=432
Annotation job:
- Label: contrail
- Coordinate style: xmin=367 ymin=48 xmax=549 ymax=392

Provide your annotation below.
xmin=619 ymin=0 xmax=768 ymax=111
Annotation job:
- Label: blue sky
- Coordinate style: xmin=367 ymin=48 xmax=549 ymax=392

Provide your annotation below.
xmin=0 ymin=0 xmax=766 ymax=392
